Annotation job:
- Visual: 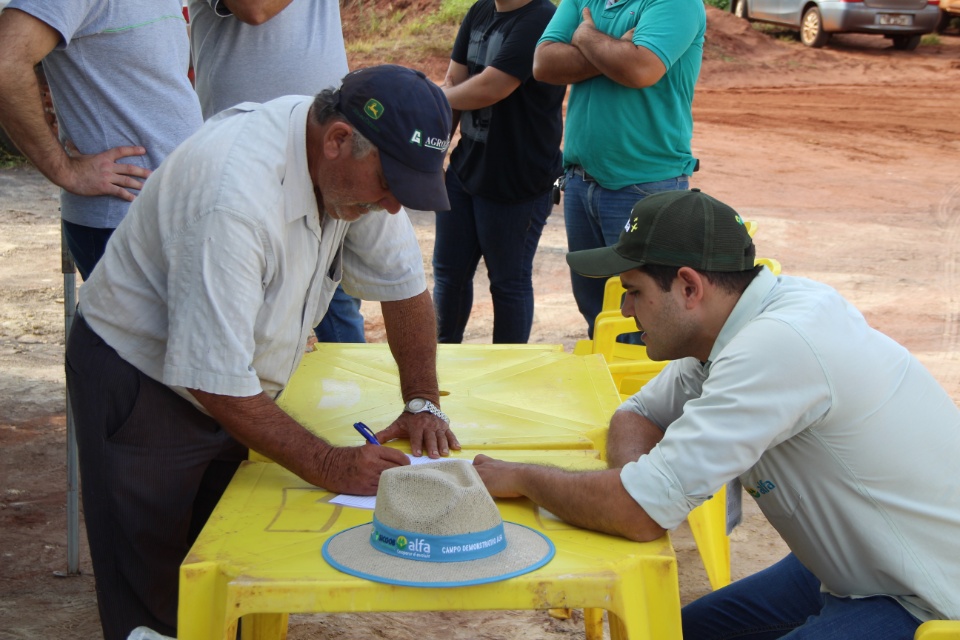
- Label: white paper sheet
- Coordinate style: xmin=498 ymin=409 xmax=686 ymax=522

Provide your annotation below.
xmin=328 ymin=455 xmax=461 ymax=510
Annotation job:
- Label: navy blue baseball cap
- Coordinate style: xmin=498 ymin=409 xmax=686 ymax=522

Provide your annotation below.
xmin=337 ymin=65 xmax=452 ymax=212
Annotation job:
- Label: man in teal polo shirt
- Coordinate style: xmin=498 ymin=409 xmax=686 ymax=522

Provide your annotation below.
xmin=533 ymin=0 xmax=705 ymax=338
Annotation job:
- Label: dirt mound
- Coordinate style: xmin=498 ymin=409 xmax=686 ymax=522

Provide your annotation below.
xmin=702 ymin=5 xmax=792 ymax=59
xmin=340 ymin=0 xmax=960 ymax=88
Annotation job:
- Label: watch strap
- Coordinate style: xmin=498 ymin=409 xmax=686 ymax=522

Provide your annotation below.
xmin=405 ymin=398 xmax=449 ymax=424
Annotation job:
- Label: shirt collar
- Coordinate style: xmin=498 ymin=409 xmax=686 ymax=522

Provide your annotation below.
xmin=706 ymin=267 xmax=778 ymax=367
xmin=284 ymin=98 xmax=321 ymax=233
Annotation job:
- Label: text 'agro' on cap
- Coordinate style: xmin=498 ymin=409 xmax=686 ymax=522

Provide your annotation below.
xmin=337 ymin=65 xmax=452 ymax=212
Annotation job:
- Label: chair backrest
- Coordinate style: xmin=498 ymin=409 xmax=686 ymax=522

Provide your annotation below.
xmin=914 ymin=620 xmax=960 ymax=639
xmin=602 ymin=276 xmax=626 ymax=314
xmin=755 ymin=257 xmax=781 ymax=275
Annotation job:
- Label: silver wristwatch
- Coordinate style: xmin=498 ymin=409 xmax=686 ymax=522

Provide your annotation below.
xmin=403 ymin=397 xmax=449 ymax=424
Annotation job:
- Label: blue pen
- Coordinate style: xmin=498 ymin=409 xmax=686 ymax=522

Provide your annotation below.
xmin=353 ymin=421 xmax=380 ymax=446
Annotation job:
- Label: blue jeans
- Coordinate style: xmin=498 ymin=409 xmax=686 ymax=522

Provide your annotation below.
xmin=682 ymin=553 xmax=921 ymax=640
xmin=432 ymin=169 xmax=552 ymax=344
xmin=313 ymin=285 xmax=365 ymax=343
xmin=62 ymin=219 xmax=115 ymax=281
xmin=563 ymin=170 xmax=688 ymax=338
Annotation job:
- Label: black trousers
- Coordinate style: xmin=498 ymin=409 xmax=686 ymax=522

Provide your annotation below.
xmin=66 ymin=315 xmax=247 ymax=640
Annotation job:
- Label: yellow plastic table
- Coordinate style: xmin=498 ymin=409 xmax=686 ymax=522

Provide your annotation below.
xmin=179 ymin=455 xmax=682 ymax=640
xmin=276 ymin=343 xmax=622 ymax=452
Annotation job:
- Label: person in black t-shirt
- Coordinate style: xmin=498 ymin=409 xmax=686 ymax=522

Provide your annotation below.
xmin=433 ymin=0 xmax=564 ymax=344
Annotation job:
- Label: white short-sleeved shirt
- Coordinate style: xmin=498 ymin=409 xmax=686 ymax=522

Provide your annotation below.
xmin=80 ymin=96 xmax=425 ymax=404
xmin=619 ymin=268 xmax=960 ymax=622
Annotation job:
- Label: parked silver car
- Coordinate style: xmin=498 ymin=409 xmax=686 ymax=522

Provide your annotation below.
xmin=730 ymin=0 xmax=941 ymax=49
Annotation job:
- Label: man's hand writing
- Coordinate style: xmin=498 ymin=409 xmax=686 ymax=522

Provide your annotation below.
xmin=315 ymin=444 xmax=409 ymax=495
xmin=376 ymin=412 xmax=461 ymax=459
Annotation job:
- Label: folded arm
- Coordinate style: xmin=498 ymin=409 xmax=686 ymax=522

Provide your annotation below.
xmin=442 ymin=62 xmax=521 ymax=112
xmin=570 ymin=8 xmax=666 ymax=88
xmin=532 ymin=40 xmax=601 ymax=85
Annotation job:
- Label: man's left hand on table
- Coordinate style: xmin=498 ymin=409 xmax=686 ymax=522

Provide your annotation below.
xmin=376 ymin=412 xmax=461 ymax=459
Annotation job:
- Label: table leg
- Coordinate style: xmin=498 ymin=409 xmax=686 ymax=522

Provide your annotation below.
xmin=240 ymin=613 xmax=288 ymax=640
xmin=179 ymin=561 xmax=230 ymax=640
xmin=584 ymin=608 xmax=605 ymax=640
xmin=609 ymin=554 xmax=682 ymax=640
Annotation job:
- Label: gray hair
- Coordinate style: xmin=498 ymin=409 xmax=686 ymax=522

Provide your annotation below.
xmin=311 ymin=88 xmax=376 ymax=160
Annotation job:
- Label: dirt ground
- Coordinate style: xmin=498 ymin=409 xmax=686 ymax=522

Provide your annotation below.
xmin=2 ymin=7 xmax=960 ymax=638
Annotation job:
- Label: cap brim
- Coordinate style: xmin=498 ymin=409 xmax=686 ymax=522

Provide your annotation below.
xmin=566 ymin=245 xmax=646 ymax=278
xmin=322 ymin=521 xmax=555 ymax=588
xmin=380 ymin=153 xmax=450 ymax=212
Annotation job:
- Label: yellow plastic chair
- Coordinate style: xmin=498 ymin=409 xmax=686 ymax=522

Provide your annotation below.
xmin=755 ymin=257 xmax=781 ymax=274
xmin=915 ymin=621 xmax=960 ymax=639
xmin=686 ymin=485 xmax=731 ymax=590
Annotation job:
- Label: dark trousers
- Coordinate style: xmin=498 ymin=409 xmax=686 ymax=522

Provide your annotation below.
xmin=432 ymin=168 xmax=552 ymax=344
xmin=682 ymin=553 xmax=920 ymax=639
xmin=62 ymin=220 xmax=114 ymax=281
xmin=66 ymin=315 xmax=247 ymax=640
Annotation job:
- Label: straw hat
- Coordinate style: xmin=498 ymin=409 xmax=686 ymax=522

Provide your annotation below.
xmin=322 ymin=459 xmax=555 ymax=587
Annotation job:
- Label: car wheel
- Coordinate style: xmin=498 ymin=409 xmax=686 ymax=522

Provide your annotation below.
xmin=734 ymin=0 xmax=749 ymax=20
xmin=891 ymin=34 xmax=921 ymax=50
xmin=935 ymin=10 xmax=952 ymax=34
xmin=800 ymin=6 xmax=830 ymax=48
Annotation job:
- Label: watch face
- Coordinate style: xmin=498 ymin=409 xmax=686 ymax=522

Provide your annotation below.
xmin=407 ymin=398 xmax=427 ymax=411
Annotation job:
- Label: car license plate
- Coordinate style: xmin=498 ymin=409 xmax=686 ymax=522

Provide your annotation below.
xmin=877 ymin=14 xmax=913 ymax=26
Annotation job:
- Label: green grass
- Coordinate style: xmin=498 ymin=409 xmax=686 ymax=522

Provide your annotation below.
xmin=921 ymin=34 xmax=941 ymax=46
xmin=432 ymin=0 xmax=475 ymax=25
xmin=344 ymin=0 xmax=466 ymax=60
xmin=0 ymin=147 xmax=27 ymax=170
xmin=704 ymin=0 xmax=730 ymax=10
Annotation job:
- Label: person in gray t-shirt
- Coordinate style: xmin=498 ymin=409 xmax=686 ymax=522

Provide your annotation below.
xmin=0 ymin=0 xmax=202 ymax=279
xmin=188 ymin=0 xmax=366 ymax=343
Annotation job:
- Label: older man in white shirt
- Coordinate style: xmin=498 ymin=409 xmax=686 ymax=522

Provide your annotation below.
xmin=65 ymin=65 xmax=458 ymax=640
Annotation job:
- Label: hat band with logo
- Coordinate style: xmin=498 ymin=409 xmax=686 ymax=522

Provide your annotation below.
xmin=322 ymin=460 xmax=555 ymax=588
xmin=370 ymin=516 xmax=506 ymax=563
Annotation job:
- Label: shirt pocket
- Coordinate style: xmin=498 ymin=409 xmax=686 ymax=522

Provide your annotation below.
xmin=312 ymin=240 xmax=345 ymax=328
xmin=744 ymin=474 xmax=803 ymax=529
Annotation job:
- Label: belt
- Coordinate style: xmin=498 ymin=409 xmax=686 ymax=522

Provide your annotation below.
xmin=571 ymin=160 xmax=701 ymax=182
xmin=569 ymin=165 xmax=596 ymax=182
